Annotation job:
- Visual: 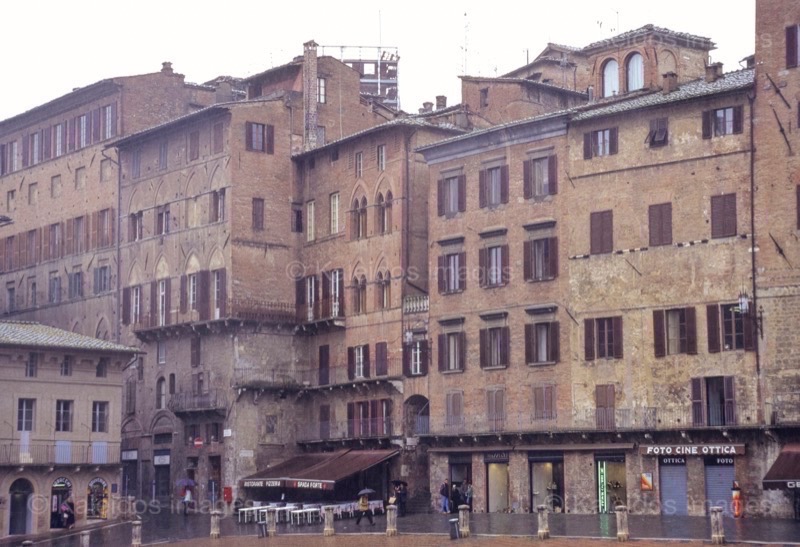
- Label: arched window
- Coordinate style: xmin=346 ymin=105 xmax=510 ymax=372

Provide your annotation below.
xmin=359 ymin=197 xmax=368 ymax=238
xmin=378 ymin=271 xmax=390 ymax=309
xmin=384 ymin=191 xmax=393 ymax=234
xmin=626 ymin=53 xmax=644 ymax=91
xmin=156 ymin=377 xmax=166 ymax=409
xmin=351 ymin=199 xmax=360 ymax=240
xmin=602 ymin=59 xmax=619 ymax=97
xmin=169 ymin=373 xmax=176 ymax=395
xmin=376 ymin=193 xmax=385 ymax=234
xmin=352 ymin=277 xmax=361 ymax=313
xmin=358 ymin=276 xmax=367 ymax=314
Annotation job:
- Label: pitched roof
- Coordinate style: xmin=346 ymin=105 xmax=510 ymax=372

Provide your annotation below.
xmin=460 ymin=76 xmax=588 ymax=98
xmin=0 ymin=321 xmax=139 ymax=354
xmin=570 ymin=68 xmax=754 ymax=122
xmin=582 ymin=24 xmax=714 ymax=52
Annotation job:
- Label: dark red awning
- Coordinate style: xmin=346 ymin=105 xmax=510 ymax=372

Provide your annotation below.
xmin=762 ymin=444 xmax=800 ymax=490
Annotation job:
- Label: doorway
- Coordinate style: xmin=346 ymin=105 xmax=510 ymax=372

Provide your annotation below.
xmin=596 ymin=454 xmax=627 ymax=513
xmin=529 ymin=455 xmax=564 ymax=513
xmin=486 ymin=463 xmax=509 ymax=513
xmin=50 ymin=477 xmax=72 ymax=528
xmin=208 ymin=455 xmax=221 ymax=504
xmin=9 ymin=478 xmax=34 ymax=535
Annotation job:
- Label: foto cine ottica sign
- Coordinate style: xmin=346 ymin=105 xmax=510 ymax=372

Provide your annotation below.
xmin=639 ymin=444 xmax=745 ymax=456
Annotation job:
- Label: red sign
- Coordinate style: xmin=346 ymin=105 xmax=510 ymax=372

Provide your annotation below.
xmin=193 ymin=438 xmax=204 ymax=448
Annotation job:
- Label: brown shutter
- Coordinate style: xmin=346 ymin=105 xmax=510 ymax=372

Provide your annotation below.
xmin=65 ymin=218 xmax=74 ymax=256
xmin=347 ymin=347 xmax=355 ymax=380
xmin=653 ymin=310 xmax=666 ymax=358
xmin=42 ymin=227 xmax=49 ymax=261
xmin=318 ymin=345 xmax=330 ymax=385
xmin=245 ymin=122 xmax=253 ymax=149
xmin=602 ymin=210 xmax=613 ymax=253
xmin=500 ymin=326 xmax=510 ymax=365
xmin=523 ymin=240 xmax=532 ymax=281
xmin=420 ymin=340 xmax=429 ymax=376
xmin=438 ymin=333 xmax=446 ymax=372
xmin=525 ymin=324 xmax=534 ymax=363
xmin=662 ymin=203 xmax=673 ymax=245
xmin=21 ymin=135 xmax=29 ymax=168
xmin=686 ymin=307 xmax=698 ymax=355
xmin=788 ymin=26 xmax=799 ymax=68
xmin=266 ymin=124 xmax=274 ymax=154
xmin=732 ymin=105 xmax=744 ymax=134
xmin=478 ymin=170 xmax=487 ymax=208
xmin=437 ymin=255 xmax=446 ymax=293
xmin=609 ymin=127 xmax=618 ymax=155
xmin=726 ymin=194 xmax=737 ymax=236
xmin=548 ymin=155 xmax=558 ymax=195
xmin=198 ymin=270 xmax=210 ymax=321
xmin=347 ymin=402 xmax=355 ymax=437
xmin=191 ymin=336 xmax=201 ymax=367
xmin=534 ymin=386 xmax=544 ymax=419
xmin=458 ymin=332 xmax=466 ymax=371
xmin=691 ymin=377 xmax=705 ymax=426
xmin=549 ymin=237 xmax=559 ymax=278
xmin=724 ymin=376 xmax=737 ymax=424
xmin=523 ymin=160 xmax=532 ymax=198
xmin=648 ymin=205 xmax=660 ymax=246
xmin=549 ymin=321 xmax=560 ymax=362
xmin=743 ymin=309 xmax=756 ymax=351
xmin=122 ymin=287 xmax=131 ymax=325
xmin=403 ymin=344 xmax=411 ymax=377
xmin=479 ymin=328 xmax=488 ymax=368
xmin=150 ymin=281 xmax=158 ymax=326
xmin=375 ymin=341 xmax=388 ymax=376
xmin=584 ymin=319 xmax=595 ymax=361
xmin=338 ymin=270 xmax=345 ymax=316
xmin=478 ymin=248 xmax=487 ymax=287
xmin=702 ymin=110 xmax=712 ymax=139
xmin=583 ymin=133 xmax=592 ymax=159
xmin=501 ymin=244 xmax=510 ymax=285
xmin=457 ymin=175 xmax=466 ymax=212
xmin=363 ymin=345 xmax=370 ymax=378
xmin=500 ymin=165 xmax=509 ymax=203
xmin=437 ymin=179 xmax=445 ymax=216
xmin=458 ymin=251 xmax=467 ymax=290
xmin=91 ymin=211 xmax=99 ymax=250
xmin=180 ymin=275 xmax=188 ymax=314
xmin=128 ymin=215 xmax=136 ymax=243
xmin=612 ymin=316 xmax=624 ymax=358
xmin=296 ymin=277 xmax=305 ymax=306
xmin=590 ymin=212 xmax=601 ymax=254
xmin=164 ymin=278 xmax=172 ymax=325
xmin=218 ymin=269 xmax=227 ymax=317
xmin=707 ymin=304 xmax=721 ymax=353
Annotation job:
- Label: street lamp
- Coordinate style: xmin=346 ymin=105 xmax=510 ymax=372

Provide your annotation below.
xmin=737 ymin=291 xmax=764 ymax=339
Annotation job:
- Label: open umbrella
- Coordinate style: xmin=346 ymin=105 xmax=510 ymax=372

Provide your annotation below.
xmin=391 ymin=480 xmax=408 ymax=487
xmin=357 ymin=488 xmax=376 ymax=497
xmin=176 ymin=478 xmax=196 ymax=488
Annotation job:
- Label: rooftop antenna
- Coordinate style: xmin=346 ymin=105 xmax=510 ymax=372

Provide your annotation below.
xmin=462 ymin=12 xmax=469 ymax=75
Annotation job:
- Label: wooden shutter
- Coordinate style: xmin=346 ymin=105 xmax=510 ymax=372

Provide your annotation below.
xmin=724 ymin=376 xmax=737 ymax=424
xmin=691 ymin=377 xmax=705 ymax=426
xmin=501 ymin=244 xmax=510 ymax=285
xmin=702 ymin=110 xmax=712 ymax=139
xmin=337 ymin=271 xmax=345 ymax=316
xmin=210 ymin=192 xmax=219 ymax=223
xmin=375 ymin=342 xmax=388 ymax=376
xmin=732 ymin=105 xmax=744 ymax=134
xmin=198 ymin=270 xmax=210 ymax=321
xmin=725 ymin=194 xmax=737 ymax=236
xmin=65 ymin=218 xmax=74 ymax=256
xmin=525 ymin=324 xmax=534 ymax=363
xmin=91 ymin=211 xmax=99 ymax=250
xmin=686 ymin=307 xmax=698 ymax=355
xmin=500 ymin=326 xmax=510 ymax=366
xmin=347 ymin=402 xmax=355 ymax=437
xmin=150 ymin=281 xmax=158 ymax=326
xmin=583 ymin=133 xmax=592 ymax=159
xmin=191 ymin=336 xmax=201 ymax=367
xmin=180 ymin=275 xmax=188 ymax=314
xmin=318 ymin=345 xmax=330 ymax=385
xmin=609 ymin=128 xmax=618 ymax=155
xmin=42 ymin=227 xmax=49 ymax=261
xmin=266 ymin=124 xmax=274 ymax=154
xmin=419 ymin=340 xmax=429 ymax=376
xmin=437 ymin=179 xmax=445 ymax=216
xmin=92 ymin=108 xmax=101 ymax=143
xmin=457 ymin=175 xmax=466 ymax=212
xmin=458 ymin=332 xmax=466 ymax=371
xmin=549 ymin=237 xmax=559 ymax=278
xmin=743 ymin=309 xmax=756 ymax=351
xmin=296 ymin=277 xmax=305 ymax=306
xmin=596 ymin=384 xmax=613 ymax=429
xmin=706 ymin=304 xmax=721 ymax=353
xmin=362 ymin=345 xmax=370 ymax=378
xmin=523 ymin=240 xmax=532 ymax=281
xmin=523 ymin=160 xmax=532 ymax=198
xmin=437 ymin=255 xmax=446 ymax=293
xmin=500 ymin=165 xmax=509 ymax=203
xmin=458 ymin=252 xmax=467 ymax=290
xmin=548 ymin=155 xmax=558 ymax=195
xmin=403 ymin=344 xmax=411 ymax=377
xmin=590 ymin=212 xmax=602 ymax=254
xmin=245 ymin=122 xmax=253 ymax=150
xmin=164 ymin=278 xmax=172 ymax=325
xmin=478 ymin=248 xmax=487 ymax=287
xmin=438 ymin=333 xmax=446 ymax=372
xmin=584 ymin=319 xmax=595 ymax=361
xmin=128 ymin=215 xmax=136 ymax=243
xmin=612 ymin=316 xmax=623 ymax=358
xmin=549 ymin=322 xmax=560 ymax=362
xmin=122 ymin=287 xmax=131 ymax=325
xmin=653 ymin=310 xmax=666 ymax=358
xmin=478 ymin=170 xmax=487 ymax=208
xmin=788 ymin=26 xmax=799 ymax=68
xmin=370 ymin=400 xmax=379 ymax=435
xmin=602 ymin=211 xmax=613 ymax=253
xmin=217 ymin=269 xmax=227 ymax=317
xmin=21 ymin=135 xmax=29 ymax=168
xmin=347 ymin=347 xmax=355 ymax=380
xmin=479 ymin=328 xmax=488 ymax=368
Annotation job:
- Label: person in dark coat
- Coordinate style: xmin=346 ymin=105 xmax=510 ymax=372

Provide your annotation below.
xmin=398 ymin=483 xmax=408 ymax=517
xmin=61 ymin=496 xmax=76 ymax=529
xmin=451 ymin=484 xmax=462 ymax=513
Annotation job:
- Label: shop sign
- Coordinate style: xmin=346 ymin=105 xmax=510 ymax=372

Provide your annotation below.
xmin=286 ymin=479 xmax=334 ymax=490
xmin=52 ymin=477 xmax=72 ymax=489
xmin=639 ymin=444 xmax=744 ymax=456
xmin=597 ymin=461 xmax=608 ymax=513
xmin=659 ymin=457 xmax=687 ymax=465
xmin=483 ymin=451 xmax=510 ymax=463
xmin=153 ymin=454 xmax=171 ymax=466
xmin=704 ymin=456 xmax=735 ymax=466
xmin=121 ymin=450 xmax=138 ymax=461
xmin=243 ymin=479 xmax=282 ymax=488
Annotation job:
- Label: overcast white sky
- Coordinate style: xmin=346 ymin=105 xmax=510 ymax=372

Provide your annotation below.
xmin=0 ymin=0 xmax=755 ymax=121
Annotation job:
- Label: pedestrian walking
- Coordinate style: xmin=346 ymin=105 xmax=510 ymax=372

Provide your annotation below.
xmin=61 ymin=496 xmax=76 ymax=529
xmin=439 ymin=479 xmax=450 ymax=513
xmin=398 ymin=482 xmax=408 ymax=517
xmin=181 ymin=486 xmax=193 ymax=515
xmin=355 ymin=493 xmax=375 ymax=526
xmin=451 ymin=484 xmax=462 ymax=512
xmin=464 ymin=480 xmax=474 ymax=511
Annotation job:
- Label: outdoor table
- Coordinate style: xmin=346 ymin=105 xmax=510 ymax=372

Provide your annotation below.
xmin=369 ymin=500 xmax=384 ymax=515
xmin=238 ymin=506 xmax=259 ymax=523
xmin=275 ymin=504 xmax=298 ymax=523
xmin=291 ymin=506 xmax=320 ymax=525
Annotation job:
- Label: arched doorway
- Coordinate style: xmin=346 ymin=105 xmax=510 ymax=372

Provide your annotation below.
xmin=86 ymin=478 xmax=109 ymax=519
xmin=404 ymin=394 xmax=430 ymax=435
xmin=9 ymin=478 xmax=34 ymax=535
xmin=50 ymin=477 xmax=73 ymax=528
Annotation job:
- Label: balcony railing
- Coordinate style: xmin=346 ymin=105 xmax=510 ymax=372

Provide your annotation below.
xmin=766 ymin=401 xmax=800 ymax=426
xmin=0 ymin=441 xmax=121 ymax=466
xmin=133 ymin=300 xmax=296 ymax=332
xmin=297 ymin=296 xmax=345 ymax=324
xmin=421 ymin=405 xmax=763 ymax=437
xmin=168 ymin=388 xmax=228 ymax=413
xmin=232 ymin=358 xmax=404 ymax=390
xmin=296 ymin=418 xmax=399 ymax=443
xmin=403 ymin=295 xmax=429 ymax=314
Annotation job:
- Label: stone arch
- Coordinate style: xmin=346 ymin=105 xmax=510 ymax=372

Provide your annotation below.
xmin=95 ymin=317 xmax=110 ymax=340
xmin=209 ymin=164 xmax=225 ymax=190
xmin=127 ymin=187 xmax=145 ymax=216
xmin=184 ymin=251 xmax=202 ymax=275
xmin=658 ymin=49 xmax=678 ymax=78
xmin=8 ymin=477 xmax=35 ymax=535
xmin=624 ymin=51 xmax=645 ymax=92
xmin=348 ymin=181 xmax=369 ymax=205
xmin=601 ymin=57 xmax=620 ymax=97
xmin=155 ymin=255 xmax=170 ymax=280
xmin=209 ymin=247 xmax=225 ymax=271
xmin=71 ymin=321 xmax=82 ymax=334
xmin=121 ymin=417 xmax=144 ymax=437
xmin=184 ymin=171 xmax=205 ymax=229
xmin=153 ymin=178 xmax=169 ymax=208
xmin=150 ymin=412 xmax=174 ymax=435
xmin=127 ymin=260 xmax=144 ymax=286
xmin=404 ymin=394 xmax=430 ymax=435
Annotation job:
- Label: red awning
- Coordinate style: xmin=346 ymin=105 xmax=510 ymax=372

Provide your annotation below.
xmin=241 ymin=449 xmax=398 ymax=491
xmin=762 ymin=444 xmax=800 ymax=490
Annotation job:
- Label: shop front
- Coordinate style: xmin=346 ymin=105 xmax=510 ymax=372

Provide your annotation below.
xmin=659 ymin=457 xmax=688 ymax=515
xmin=485 ymin=451 xmax=510 ymax=513
xmin=121 ymin=449 xmax=138 ymax=498
xmin=87 ymin=478 xmax=109 ymax=519
xmin=596 ymin=453 xmax=627 ymax=514
xmin=448 ymin=453 xmax=472 ymax=509
xmin=50 ymin=477 xmax=73 ymax=528
xmin=153 ymin=449 xmax=171 ymax=499
xmin=529 ymin=452 xmax=564 ymax=513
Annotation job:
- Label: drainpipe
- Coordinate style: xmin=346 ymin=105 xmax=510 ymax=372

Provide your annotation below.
xmin=747 ymin=91 xmax=762 ymax=417
xmin=105 ymin=145 xmax=122 ymax=344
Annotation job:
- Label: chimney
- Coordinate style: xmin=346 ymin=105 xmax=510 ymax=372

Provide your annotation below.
xmin=435 ymin=95 xmax=447 ymax=110
xmin=161 ymin=62 xmax=174 ymax=75
xmin=422 ymin=101 xmax=434 ymax=113
xmin=705 ymin=62 xmax=724 ymax=83
xmin=303 ymin=40 xmax=319 ymax=152
xmin=662 ymin=72 xmax=678 ymax=94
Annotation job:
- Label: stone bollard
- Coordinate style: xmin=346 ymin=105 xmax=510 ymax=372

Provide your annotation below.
xmin=21 ymin=542 xmax=34 ymax=547
xmin=615 ymin=505 xmax=629 ymax=542
xmin=80 ymin=530 xmax=91 ymax=547
xmin=210 ymin=510 xmax=222 ymax=539
xmin=265 ymin=507 xmax=278 ymax=537
xmin=710 ymin=506 xmax=725 ymax=545
xmin=127 ymin=496 xmax=137 ymax=519
xmin=385 ymin=504 xmax=398 ymax=537
xmin=323 ymin=505 xmax=336 ymax=537
xmin=537 ymin=505 xmax=550 ymax=540
xmin=131 ymin=518 xmax=142 ymax=546
xmin=458 ymin=504 xmax=471 ymax=538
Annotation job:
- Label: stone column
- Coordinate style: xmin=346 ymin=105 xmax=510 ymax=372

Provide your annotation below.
xmin=710 ymin=507 xmax=725 ymax=545
xmin=458 ymin=504 xmax=471 ymax=538
xmin=385 ymin=504 xmax=398 ymax=537
xmin=80 ymin=530 xmax=91 ymax=547
xmin=615 ymin=505 xmax=629 ymax=542
xmin=210 ymin=510 xmax=222 ymax=539
xmin=537 ymin=505 xmax=550 ymax=540
xmin=127 ymin=496 xmax=137 ymax=519
xmin=323 ymin=505 xmax=335 ymax=536
xmin=131 ymin=518 xmax=142 ymax=546
xmin=265 ymin=507 xmax=278 ymax=537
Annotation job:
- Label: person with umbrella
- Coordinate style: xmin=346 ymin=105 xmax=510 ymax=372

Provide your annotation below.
xmin=176 ymin=478 xmax=196 ymax=515
xmin=355 ymin=488 xmax=375 ymax=526
xmin=391 ymin=480 xmax=408 ymax=517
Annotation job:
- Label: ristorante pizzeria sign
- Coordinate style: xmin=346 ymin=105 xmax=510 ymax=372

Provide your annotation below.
xmin=639 ymin=444 xmax=745 ymax=456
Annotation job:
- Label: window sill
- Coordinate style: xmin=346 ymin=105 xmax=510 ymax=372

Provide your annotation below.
xmin=482 ymin=283 xmax=507 ymax=290
xmin=441 ymin=369 xmax=464 ymax=375
xmin=481 ymin=365 xmax=508 ymax=371
xmin=526 ymin=277 xmax=556 ymax=284
xmin=527 ymin=361 xmax=556 ymax=367
xmin=442 ymin=290 xmax=465 ymax=296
